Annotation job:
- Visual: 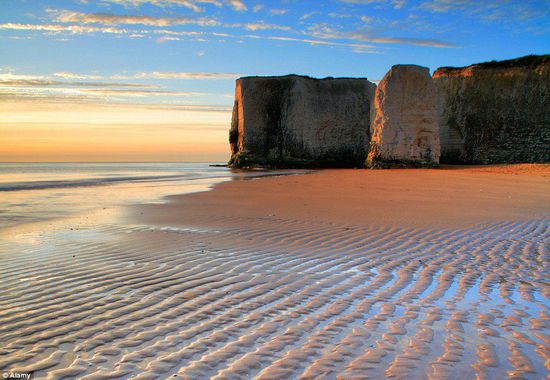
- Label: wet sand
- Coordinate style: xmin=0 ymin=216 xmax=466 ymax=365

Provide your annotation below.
xmin=0 ymin=164 xmax=549 ymax=379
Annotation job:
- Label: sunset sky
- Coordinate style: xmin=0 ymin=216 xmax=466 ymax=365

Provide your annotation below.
xmin=1 ymin=0 xmax=549 ymax=162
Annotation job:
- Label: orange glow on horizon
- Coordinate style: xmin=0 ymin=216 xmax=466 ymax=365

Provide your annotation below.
xmin=0 ymin=101 xmax=232 ymax=162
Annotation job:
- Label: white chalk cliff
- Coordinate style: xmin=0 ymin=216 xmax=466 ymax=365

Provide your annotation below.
xmin=367 ymin=65 xmax=440 ymax=167
xmin=228 ymin=55 xmax=549 ymax=168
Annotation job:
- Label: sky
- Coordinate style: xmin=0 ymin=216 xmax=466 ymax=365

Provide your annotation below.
xmin=1 ymin=0 xmax=549 ymax=162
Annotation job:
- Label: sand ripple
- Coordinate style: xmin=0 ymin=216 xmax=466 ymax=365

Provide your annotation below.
xmin=0 ymin=217 xmax=548 ymax=379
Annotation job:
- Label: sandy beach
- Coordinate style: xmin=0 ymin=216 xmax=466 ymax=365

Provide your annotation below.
xmin=1 ymin=164 xmax=549 ymax=379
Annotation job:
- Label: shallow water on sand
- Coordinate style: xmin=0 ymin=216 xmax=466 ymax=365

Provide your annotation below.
xmin=0 ymin=162 xmax=299 ymax=234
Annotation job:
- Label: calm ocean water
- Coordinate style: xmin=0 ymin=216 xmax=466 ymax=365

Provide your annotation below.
xmin=0 ymin=162 xmax=294 ymax=232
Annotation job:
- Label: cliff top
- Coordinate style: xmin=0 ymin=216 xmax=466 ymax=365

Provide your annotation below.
xmin=434 ymin=54 xmax=549 ymax=77
xmin=238 ymin=74 xmax=372 ymax=81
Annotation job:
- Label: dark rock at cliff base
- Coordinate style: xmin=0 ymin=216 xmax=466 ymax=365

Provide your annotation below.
xmin=434 ymin=54 xmax=550 ymax=164
xmin=228 ymin=75 xmax=376 ymax=168
xmin=366 ymin=65 xmax=440 ymax=168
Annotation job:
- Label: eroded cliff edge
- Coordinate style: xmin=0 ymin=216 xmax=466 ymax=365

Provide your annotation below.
xmin=434 ymin=55 xmax=550 ymax=164
xmin=228 ymin=75 xmax=376 ymax=168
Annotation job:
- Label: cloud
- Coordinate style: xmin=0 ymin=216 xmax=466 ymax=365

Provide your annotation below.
xmin=338 ymin=0 xmax=406 ymax=9
xmin=306 ymin=23 xmax=344 ymax=40
xmin=227 ymin=0 xmax=247 ymax=11
xmin=95 ymin=0 xmax=246 ymax=12
xmin=156 ymin=35 xmax=182 ymax=42
xmin=419 ymin=0 xmax=487 ymax=13
xmin=54 ymin=72 xmax=103 ymax=80
xmin=328 ymin=12 xmax=353 ymax=19
xmin=242 ymin=22 xmax=291 ymax=31
xmin=350 ymin=31 xmax=457 ymax=47
xmin=305 ymin=21 xmax=454 ymax=48
xmin=300 ymin=11 xmax=321 ymax=20
xmin=0 ymin=22 xmax=209 ymax=42
xmin=0 ymin=79 xmax=157 ymax=87
xmin=54 ymin=71 xmax=240 ymax=80
xmin=0 ymin=73 xmax=158 ymax=87
xmin=418 ymin=0 xmax=550 ymax=25
xmin=0 ymin=71 xmax=239 ymax=94
xmin=52 ymin=11 xmax=219 ymax=27
xmin=97 ymin=0 xmax=220 ymax=13
xmin=0 ymin=73 xmax=47 ymax=81
xmin=269 ymin=9 xmax=289 ymax=15
xmin=0 ymin=86 xmax=210 ymax=107
xmin=81 ymin=89 xmax=206 ymax=96
xmin=244 ymin=34 xmax=377 ymax=52
xmin=0 ymin=22 xmax=128 ymax=34
xmin=252 ymin=4 xmax=264 ymax=12
xmin=131 ymin=71 xmax=239 ymax=79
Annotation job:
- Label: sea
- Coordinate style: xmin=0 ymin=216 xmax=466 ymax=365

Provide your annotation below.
xmin=0 ymin=162 xmax=294 ymax=234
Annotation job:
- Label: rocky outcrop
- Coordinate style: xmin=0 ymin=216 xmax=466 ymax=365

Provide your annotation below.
xmin=434 ymin=55 xmax=550 ymax=164
xmin=366 ymin=65 xmax=440 ymax=167
xmin=228 ymin=75 xmax=376 ymax=168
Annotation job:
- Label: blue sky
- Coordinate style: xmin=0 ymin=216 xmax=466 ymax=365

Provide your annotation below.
xmin=0 ymin=0 xmax=549 ymax=161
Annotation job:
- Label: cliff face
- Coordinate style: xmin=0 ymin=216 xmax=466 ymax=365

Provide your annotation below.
xmin=434 ymin=55 xmax=550 ymax=164
xmin=367 ymin=65 xmax=440 ymax=167
xmin=228 ymin=55 xmax=549 ymax=168
xmin=229 ymin=75 xmax=376 ymax=167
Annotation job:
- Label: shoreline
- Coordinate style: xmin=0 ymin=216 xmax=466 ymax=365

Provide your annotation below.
xmin=131 ymin=163 xmax=550 ymax=230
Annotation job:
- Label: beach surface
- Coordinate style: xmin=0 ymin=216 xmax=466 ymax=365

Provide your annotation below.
xmin=1 ymin=164 xmax=549 ymax=379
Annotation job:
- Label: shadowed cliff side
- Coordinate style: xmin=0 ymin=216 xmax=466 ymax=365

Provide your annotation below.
xmin=228 ymin=75 xmax=376 ymax=168
xmin=434 ymin=54 xmax=550 ymax=164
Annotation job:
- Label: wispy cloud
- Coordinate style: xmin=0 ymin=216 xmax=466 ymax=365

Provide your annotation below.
xmin=0 ymin=23 xmax=128 ymax=34
xmin=350 ymin=31 xmax=457 ymax=47
xmin=52 ymin=10 xmax=219 ymax=27
xmin=0 ymin=79 xmax=158 ymax=87
xmin=227 ymin=0 xmax=247 ymax=11
xmin=0 ymin=73 xmax=157 ymax=88
xmin=300 ymin=11 xmax=321 ymax=20
xmin=418 ymin=0 xmax=550 ymax=25
xmin=244 ymin=34 xmax=377 ymax=53
xmin=4 ymin=71 xmax=240 ymax=81
xmin=54 ymin=72 xmax=103 ymax=80
xmin=242 ymin=22 xmax=291 ymax=31
xmin=1 ymin=17 xmax=382 ymax=52
xmin=0 ymin=71 xmax=238 ymax=106
xmin=304 ymin=20 xmax=457 ymax=48
xmin=269 ymin=9 xmax=289 ymax=16
xmin=419 ymin=0 xmax=496 ymax=13
xmin=156 ymin=35 xmax=182 ymax=42
xmin=328 ymin=12 xmax=353 ymax=19
xmin=2 ymin=5 xmax=459 ymax=53
xmin=338 ymin=0 xmax=406 ymax=9
xmin=50 ymin=9 xmax=290 ymax=32
xmin=0 ymin=22 xmax=206 ymax=42
xmin=130 ymin=71 xmax=239 ymax=79
xmin=96 ymin=0 xmax=247 ymax=12
xmin=0 ymin=86 xmax=210 ymax=107
xmin=81 ymin=89 xmax=206 ymax=96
